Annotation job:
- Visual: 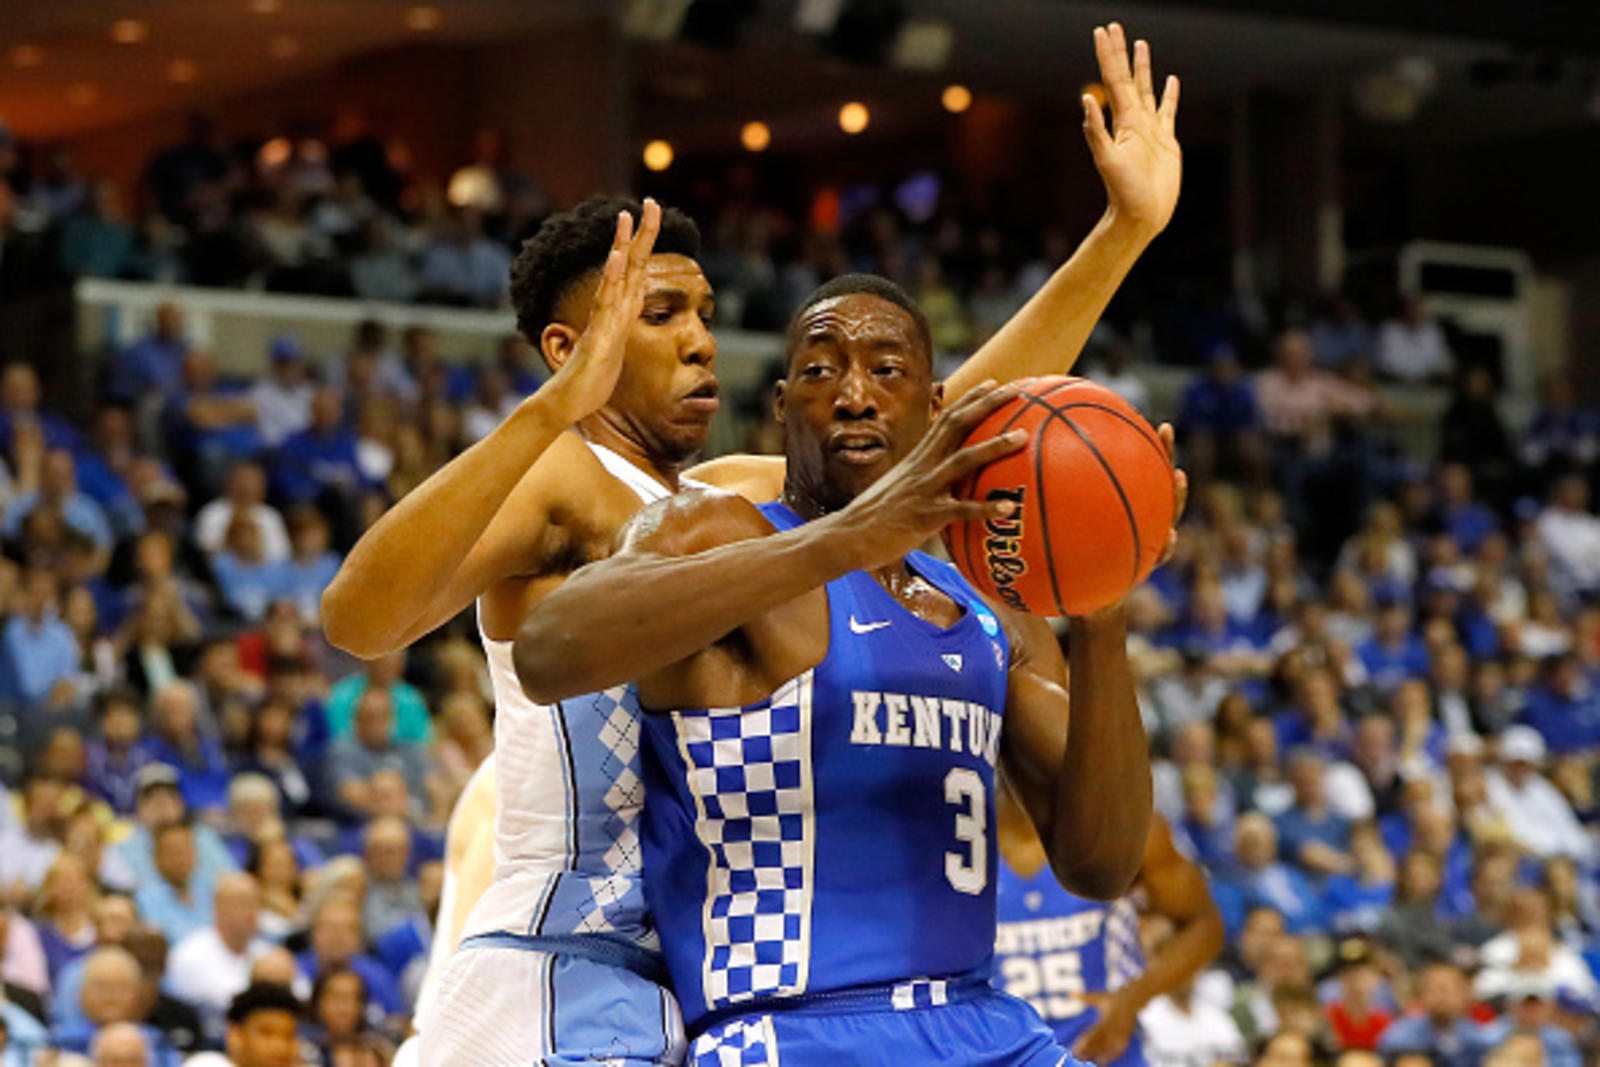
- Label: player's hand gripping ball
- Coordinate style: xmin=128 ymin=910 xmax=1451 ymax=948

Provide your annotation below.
xmin=943 ymin=376 xmax=1176 ymax=617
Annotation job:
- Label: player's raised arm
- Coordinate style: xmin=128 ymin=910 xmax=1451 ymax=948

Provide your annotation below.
xmin=1072 ymin=816 xmax=1225 ymax=1063
xmin=322 ymin=201 xmax=662 ymax=658
xmin=943 ymin=22 xmax=1181 ymax=400
xmin=514 ymin=384 xmax=1027 ymax=705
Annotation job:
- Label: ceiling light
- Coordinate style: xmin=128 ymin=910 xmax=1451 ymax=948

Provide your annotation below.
xmin=68 ymin=83 xmax=99 ymax=107
xmin=250 ymin=0 xmax=282 ymax=12
xmin=642 ymin=140 xmax=674 ymax=171
xmin=838 ymin=102 xmax=870 ymax=134
xmin=740 ymin=121 xmax=771 ymax=152
xmin=111 ymin=19 xmax=150 ymax=45
xmin=166 ymin=59 xmax=199 ymax=84
xmin=941 ymin=84 xmax=971 ymax=113
xmin=268 ymin=35 xmax=301 ymax=59
xmin=405 ymin=6 xmax=443 ymax=31
xmin=7 ymin=45 xmax=44 ymax=69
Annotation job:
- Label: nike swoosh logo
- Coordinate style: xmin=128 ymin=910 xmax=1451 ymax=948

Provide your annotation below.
xmin=849 ymin=616 xmax=891 ymax=634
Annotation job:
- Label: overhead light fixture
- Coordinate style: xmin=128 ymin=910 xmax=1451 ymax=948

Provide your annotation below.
xmin=250 ymin=0 xmax=283 ymax=12
xmin=941 ymin=84 xmax=972 ymax=113
xmin=890 ymin=18 xmax=952 ymax=71
xmin=642 ymin=140 xmax=675 ymax=171
xmin=7 ymin=45 xmax=44 ymax=69
xmin=166 ymin=59 xmax=199 ymax=84
xmin=838 ymin=102 xmax=870 ymax=134
xmin=111 ymin=19 xmax=150 ymax=45
xmin=268 ymin=34 xmax=301 ymax=59
xmin=259 ymin=137 xmax=292 ymax=168
xmin=741 ymin=121 xmax=771 ymax=152
xmin=68 ymin=83 xmax=99 ymax=107
xmin=795 ymin=0 xmax=846 ymax=33
xmin=622 ymin=0 xmax=694 ymax=40
xmin=405 ymin=5 xmax=443 ymax=31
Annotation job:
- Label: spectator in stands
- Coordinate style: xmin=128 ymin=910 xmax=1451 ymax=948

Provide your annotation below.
xmin=324 ymin=652 xmax=430 ymax=744
xmin=109 ymin=304 xmax=188 ymax=406
xmin=195 ymin=463 xmax=290 ymax=564
xmin=1435 ymin=463 xmax=1499 ymax=556
xmin=1376 ymin=295 xmax=1454 ymax=384
xmin=166 ymin=873 xmax=272 ymax=1045
xmin=90 ymin=1020 xmax=150 ymax=1067
xmin=54 ymin=945 xmax=177 ymax=1066
xmin=1356 ymin=599 xmax=1430 ymax=696
xmin=59 ymin=180 xmax=142 ymax=282
xmin=3 ymin=567 xmax=83 ymax=712
xmin=221 ymin=775 xmax=317 ymax=872
xmin=270 ymin=387 xmax=367 ymax=512
xmin=143 ymin=682 xmax=229 ymax=813
xmin=1476 ymin=889 xmax=1599 ymax=1004
xmin=1225 ymin=814 xmax=1326 ymax=935
xmin=1324 ymin=937 xmax=1393 ymax=1051
xmin=166 ymin=353 xmax=262 ymax=493
xmin=221 ymin=982 xmax=303 ymax=1067
xmin=1522 ymin=653 xmax=1600 ymax=755
xmin=1322 ymin=821 xmax=1394 ymax=934
xmin=325 ymin=690 xmax=429 ymax=820
xmin=358 ymin=818 xmax=418 ymax=944
xmin=280 ymin=507 xmax=340 ymax=626
xmin=1274 ymin=748 xmax=1354 ymax=876
xmin=35 ymin=854 xmax=96 ymax=987
xmin=1521 ymin=378 xmax=1600 ymax=489
xmin=1484 ymin=727 xmax=1595 ymax=863
xmin=1378 ymin=848 xmax=1458 ymax=969
xmin=1379 ymin=961 xmax=1487 ymax=1067
xmin=0 ymin=363 xmax=80 ymax=462
xmin=112 ymin=765 xmax=235 ymax=900
xmin=234 ymin=698 xmax=316 ymax=825
xmin=1538 ymin=474 xmax=1600 ymax=602
xmin=250 ymin=338 xmax=315 ymax=450
xmin=374 ymin=859 xmax=438 ymax=1004
xmin=0 ymin=904 xmax=49 ymax=1009
xmin=1178 ymin=346 xmax=1265 ymax=489
xmin=210 ymin=517 xmax=288 ymax=624
xmin=348 ymin=215 xmax=419 ymax=305
xmin=0 ymin=775 xmax=67 ymax=898
xmin=418 ymin=206 xmax=509 ymax=308
xmin=295 ymin=894 xmax=400 ymax=1023
xmin=132 ymin=821 xmax=210 ymax=946
xmin=1310 ymin=293 xmax=1374 ymax=371
xmin=305 ymin=966 xmax=370 ymax=1051
xmin=1478 ymin=983 xmax=1584 ymax=1067
xmin=7 ymin=448 xmax=113 ymax=551
xmin=246 ymin=837 xmax=301 ymax=944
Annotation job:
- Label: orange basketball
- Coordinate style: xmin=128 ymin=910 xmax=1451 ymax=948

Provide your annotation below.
xmin=943 ymin=376 xmax=1175 ymax=617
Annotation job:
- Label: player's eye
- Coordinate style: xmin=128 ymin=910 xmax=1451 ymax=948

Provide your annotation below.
xmin=801 ymin=363 xmax=832 ymax=379
xmin=642 ymin=308 xmax=673 ymax=325
xmin=873 ymin=364 xmax=904 ymax=378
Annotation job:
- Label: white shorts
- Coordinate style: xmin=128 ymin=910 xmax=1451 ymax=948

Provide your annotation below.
xmin=416 ymin=939 xmax=686 ymax=1066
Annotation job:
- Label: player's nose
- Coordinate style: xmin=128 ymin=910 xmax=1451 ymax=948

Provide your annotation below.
xmin=833 ymin=366 xmax=876 ymax=418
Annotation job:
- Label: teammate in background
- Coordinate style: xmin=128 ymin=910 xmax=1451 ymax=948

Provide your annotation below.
xmin=514 ymin=273 xmax=1181 ymax=1063
xmin=994 ymin=785 xmax=1225 ymax=1067
xmin=324 ymin=24 xmax=1180 ymax=1064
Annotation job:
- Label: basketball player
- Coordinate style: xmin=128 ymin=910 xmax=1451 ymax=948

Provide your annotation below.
xmin=324 ymin=24 xmax=1179 ymax=1063
xmin=994 ymin=786 xmax=1224 ymax=1067
xmin=513 ymin=274 xmax=1179 ymax=1063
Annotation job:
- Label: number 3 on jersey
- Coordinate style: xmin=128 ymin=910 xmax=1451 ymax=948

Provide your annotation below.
xmin=945 ymin=768 xmax=986 ymax=895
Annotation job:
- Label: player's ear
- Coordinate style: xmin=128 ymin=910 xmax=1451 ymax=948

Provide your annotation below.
xmin=772 ymin=379 xmax=787 ymax=426
xmin=929 ymin=380 xmax=945 ymax=418
xmin=540 ymin=323 xmax=579 ymax=373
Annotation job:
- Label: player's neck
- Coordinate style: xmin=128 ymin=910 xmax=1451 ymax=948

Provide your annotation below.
xmin=578 ymin=413 xmax=681 ymax=492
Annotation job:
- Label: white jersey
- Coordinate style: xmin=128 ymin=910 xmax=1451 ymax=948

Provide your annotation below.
xmin=460 ymin=442 xmax=691 ymax=949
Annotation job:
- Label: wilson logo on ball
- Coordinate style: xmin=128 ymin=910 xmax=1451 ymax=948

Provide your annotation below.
xmin=982 ymin=486 xmax=1028 ymax=612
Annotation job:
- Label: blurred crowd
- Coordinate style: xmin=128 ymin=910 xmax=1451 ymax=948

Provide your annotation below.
xmin=0 ymin=114 xmax=1594 ymax=1067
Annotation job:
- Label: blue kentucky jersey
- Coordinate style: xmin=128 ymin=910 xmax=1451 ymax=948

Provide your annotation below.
xmin=994 ymin=856 xmax=1148 ymax=1066
xmin=641 ymin=501 xmax=1013 ymax=1030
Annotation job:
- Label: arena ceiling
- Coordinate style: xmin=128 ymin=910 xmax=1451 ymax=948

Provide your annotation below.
xmin=0 ymin=0 xmax=1594 ymax=143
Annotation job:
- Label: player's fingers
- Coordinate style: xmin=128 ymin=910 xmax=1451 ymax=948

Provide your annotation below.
xmin=1134 ymin=39 xmax=1157 ymax=112
xmin=1101 ymin=22 xmax=1139 ymax=117
xmin=590 ymin=246 xmax=627 ymax=314
xmin=1172 ymin=466 xmax=1190 ymax=522
xmin=941 ymin=429 xmax=1028 ymax=481
xmin=1157 ymin=421 xmax=1176 ymax=462
xmin=951 ymin=495 xmax=1018 ymax=524
xmin=1082 ymin=94 xmax=1112 ymax=156
xmin=943 ymin=381 xmax=1020 ymax=444
xmin=628 ymin=197 xmax=662 ymax=273
xmin=1159 ymin=74 xmax=1181 ymax=134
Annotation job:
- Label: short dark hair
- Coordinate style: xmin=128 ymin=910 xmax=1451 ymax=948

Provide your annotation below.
xmin=785 ymin=273 xmax=932 ymax=369
xmin=509 ymin=196 xmax=701 ymax=347
xmin=228 ymin=981 xmax=302 ymax=1025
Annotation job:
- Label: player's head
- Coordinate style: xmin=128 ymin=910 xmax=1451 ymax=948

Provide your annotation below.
xmin=510 ymin=196 xmax=717 ymax=464
xmin=226 ymin=982 xmax=302 ymax=1067
xmin=776 ymin=274 xmax=937 ymax=513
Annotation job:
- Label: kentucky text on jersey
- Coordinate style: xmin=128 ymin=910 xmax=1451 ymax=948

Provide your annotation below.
xmin=995 ymin=910 xmax=1105 ymax=956
xmin=847 ymin=690 xmax=1003 ymax=764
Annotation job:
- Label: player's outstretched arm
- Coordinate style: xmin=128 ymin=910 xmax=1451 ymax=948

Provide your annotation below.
xmin=1072 ymin=816 xmax=1225 ymax=1063
xmin=943 ymin=22 xmax=1180 ymax=401
xmin=515 ymin=384 xmax=1027 ymax=705
xmin=1000 ymin=607 xmax=1151 ymax=901
xmin=322 ymin=202 xmax=663 ymax=658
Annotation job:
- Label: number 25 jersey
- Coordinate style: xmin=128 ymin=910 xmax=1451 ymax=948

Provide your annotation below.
xmin=640 ymin=500 xmax=1012 ymax=1030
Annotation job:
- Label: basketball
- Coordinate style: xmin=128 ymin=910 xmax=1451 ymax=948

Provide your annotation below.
xmin=944 ymin=376 xmax=1175 ymax=617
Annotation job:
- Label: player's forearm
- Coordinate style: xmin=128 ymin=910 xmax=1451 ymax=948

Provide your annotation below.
xmin=1113 ymin=901 xmax=1224 ymax=1013
xmin=1049 ymin=610 xmax=1151 ymax=899
xmin=945 ymin=211 xmax=1155 ymax=399
xmin=514 ymin=515 xmax=860 ymax=703
xmin=321 ymin=394 xmax=571 ymax=657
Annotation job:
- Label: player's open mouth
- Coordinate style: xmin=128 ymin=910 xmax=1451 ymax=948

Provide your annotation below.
xmin=680 ymin=381 xmax=721 ymax=414
xmin=830 ymin=432 xmax=888 ymax=464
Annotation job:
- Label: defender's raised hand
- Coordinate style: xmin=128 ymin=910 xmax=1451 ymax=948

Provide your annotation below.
xmin=1084 ymin=23 xmax=1182 ymax=238
xmin=837 ymin=382 xmax=1028 ymax=570
xmin=543 ymin=198 xmax=663 ymax=422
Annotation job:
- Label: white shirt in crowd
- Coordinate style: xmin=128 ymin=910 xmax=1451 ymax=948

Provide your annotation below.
xmin=1538 ymin=506 xmax=1600 ymax=594
xmin=194 ymin=501 xmax=292 ymax=562
xmin=1475 ymin=930 xmax=1599 ymax=1001
xmin=250 ymin=380 xmax=315 ymax=448
xmin=167 ymin=926 xmax=276 ymax=1023
xmin=1140 ymin=992 xmax=1249 ymax=1067
xmin=1485 ymin=769 xmax=1596 ymax=863
xmin=1376 ymin=318 xmax=1452 ymax=382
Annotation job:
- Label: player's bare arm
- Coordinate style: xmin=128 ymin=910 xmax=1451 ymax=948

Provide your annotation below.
xmin=1072 ymin=815 xmax=1225 ymax=1063
xmin=513 ymin=384 xmax=1026 ymax=706
xmin=686 ymin=23 xmax=1180 ymax=500
xmin=322 ymin=200 xmax=664 ymax=657
xmin=996 ymin=606 xmax=1151 ymax=902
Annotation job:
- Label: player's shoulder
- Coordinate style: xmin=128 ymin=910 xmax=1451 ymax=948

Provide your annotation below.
xmin=683 ymin=452 xmax=784 ymax=502
xmin=620 ymin=486 xmax=778 ymax=557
